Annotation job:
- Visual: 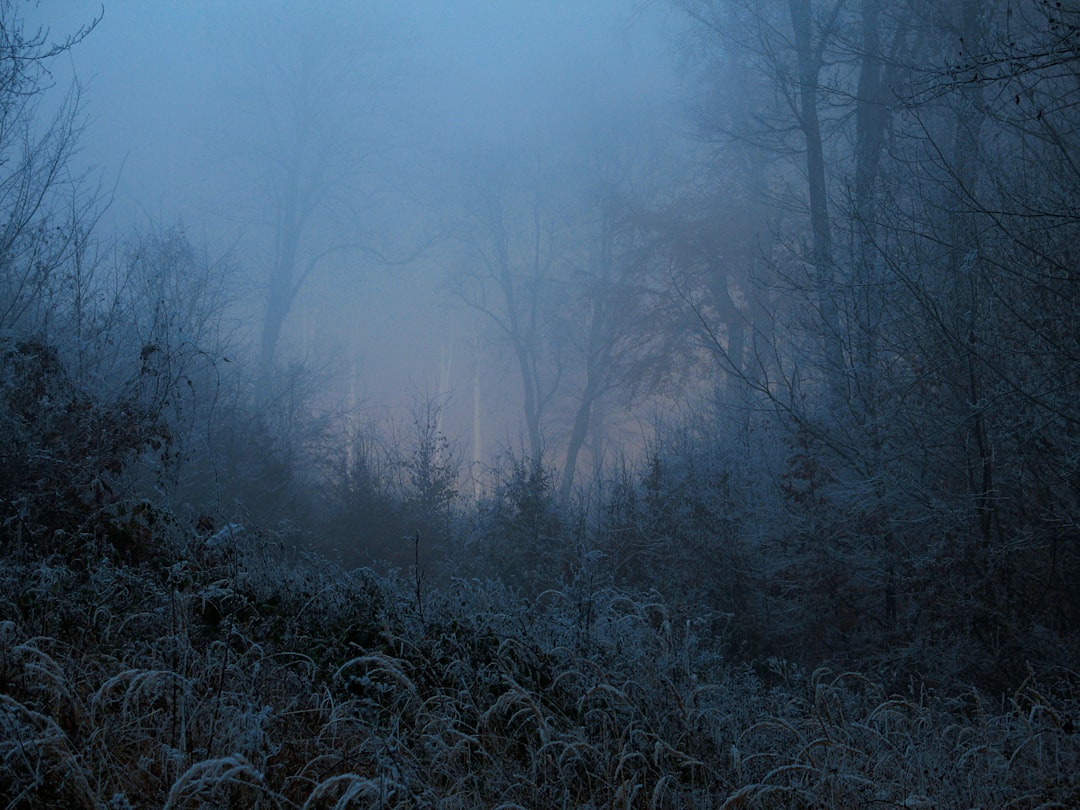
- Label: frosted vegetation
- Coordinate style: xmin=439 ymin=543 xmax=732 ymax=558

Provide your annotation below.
xmin=2 ymin=1 xmax=1079 ymax=806
xmin=3 ymin=540 xmax=1078 ymax=807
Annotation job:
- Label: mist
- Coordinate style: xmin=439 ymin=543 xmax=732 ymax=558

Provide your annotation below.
xmin=28 ymin=1 xmax=681 ymax=466
xmin=2 ymin=1 xmax=1078 ymax=803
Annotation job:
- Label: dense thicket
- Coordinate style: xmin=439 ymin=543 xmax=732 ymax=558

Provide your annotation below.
xmin=654 ymin=0 xmax=1080 ymax=693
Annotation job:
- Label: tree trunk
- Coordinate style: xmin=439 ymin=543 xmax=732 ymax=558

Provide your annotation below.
xmin=472 ymin=334 xmax=483 ymax=498
xmin=851 ymin=0 xmax=894 ymax=471
xmin=257 ymin=150 xmax=303 ymax=402
xmin=258 ymin=287 xmax=290 ymax=401
xmin=939 ymin=0 xmax=997 ymax=548
xmin=560 ymin=372 xmax=601 ymax=502
xmin=515 ymin=339 xmax=544 ymax=461
xmin=789 ymin=0 xmax=845 ymax=400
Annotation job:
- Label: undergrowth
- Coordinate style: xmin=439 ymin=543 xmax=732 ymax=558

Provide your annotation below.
xmin=1 ymin=527 xmax=1077 ymax=808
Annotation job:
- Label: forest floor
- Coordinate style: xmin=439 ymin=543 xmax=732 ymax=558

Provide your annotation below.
xmin=2 ymin=527 xmax=1078 ymax=808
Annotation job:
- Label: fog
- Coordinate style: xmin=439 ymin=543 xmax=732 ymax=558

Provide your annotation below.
xmin=4 ymin=4 xmax=1079 ymax=796
xmin=26 ymin=1 xmax=683 ymax=479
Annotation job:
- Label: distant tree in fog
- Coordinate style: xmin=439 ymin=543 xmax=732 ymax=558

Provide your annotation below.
xmin=553 ymin=127 xmax=692 ymax=500
xmin=221 ymin=5 xmax=403 ymax=401
xmin=452 ymin=118 xmax=691 ymax=498
xmin=453 ymin=145 xmax=568 ymax=464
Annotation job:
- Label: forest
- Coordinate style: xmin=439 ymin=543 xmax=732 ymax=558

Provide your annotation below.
xmin=1 ymin=0 xmax=1078 ymax=806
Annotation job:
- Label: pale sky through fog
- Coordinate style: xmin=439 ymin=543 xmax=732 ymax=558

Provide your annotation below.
xmin=24 ymin=0 xmax=684 ymax=459
xmin=32 ymin=2 xmax=676 ymax=220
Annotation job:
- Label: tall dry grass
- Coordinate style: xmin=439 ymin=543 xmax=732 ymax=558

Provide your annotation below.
xmin=1 ymin=532 xmax=1077 ymax=808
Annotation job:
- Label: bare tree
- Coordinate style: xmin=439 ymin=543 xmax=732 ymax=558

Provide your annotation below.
xmin=666 ymin=0 xmax=1080 ymax=678
xmin=221 ymin=6 xmax=403 ymax=401
xmin=453 ymin=126 xmax=687 ymax=500
xmin=554 ymin=157 xmax=690 ymax=501
xmin=0 ymin=2 xmax=99 ymax=334
xmin=453 ymin=146 xmax=569 ymax=463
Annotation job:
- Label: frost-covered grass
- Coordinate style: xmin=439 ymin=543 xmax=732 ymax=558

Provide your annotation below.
xmin=1 ymin=533 xmax=1077 ymax=808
